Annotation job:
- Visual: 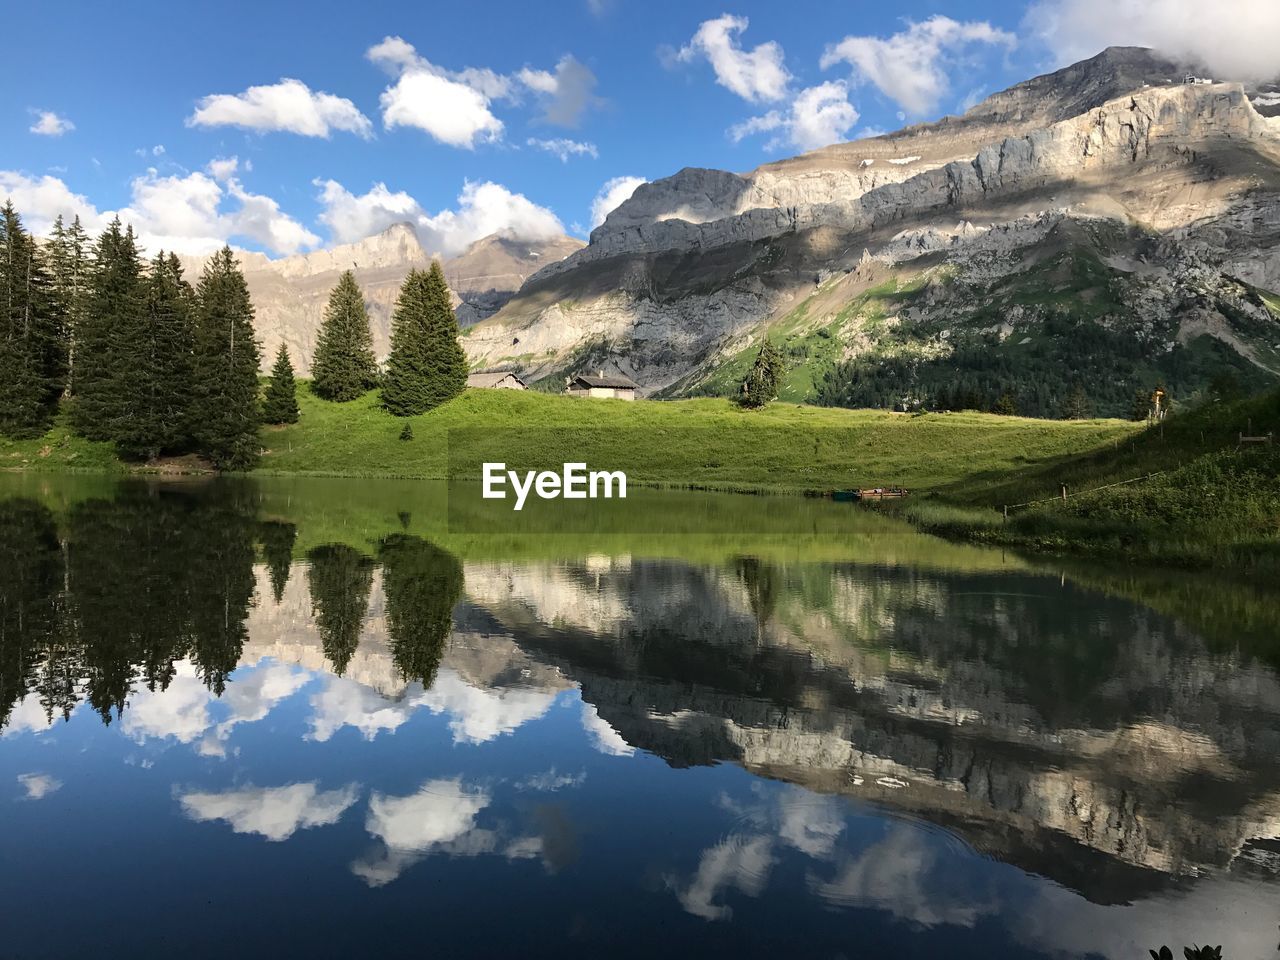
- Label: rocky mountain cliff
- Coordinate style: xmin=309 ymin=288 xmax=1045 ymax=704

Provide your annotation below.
xmin=464 ymin=48 xmax=1280 ymax=416
xmin=179 ymin=227 xmax=582 ymax=375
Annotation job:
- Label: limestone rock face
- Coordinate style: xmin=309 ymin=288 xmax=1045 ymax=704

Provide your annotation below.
xmin=466 ymin=47 xmax=1280 ymax=399
xmin=178 ymin=226 xmax=582 ymax=375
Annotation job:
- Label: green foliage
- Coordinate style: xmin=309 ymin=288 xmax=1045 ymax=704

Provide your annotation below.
xmin=1061 ymin=383 xmax=1091 ymax=420
xmin=311 ymin=270 xmax=379 ymax=402
xmin=74 ymin=218 xmax=144 ymax=441
xmin=258 ymin=519 xmax=297 ymax=603
xmin=46 ymin=214 xmax=90 ymax=396
xmin=382 ymin=261 xmax=467 ymax=416
xmin=191 ymin=247 xmax=261 ymax=470
xmin=738 ymin=341 xmax=785 ymax=409
xmin=399 ymin=422 xmax=413 ymax=441
xmin=263 ymin=343 xmax=300 ymax=425
xmin=0 ymin=202 xmax=67 ymax=437
xmin=378 ymin=533 xmax=463 ymax=687
xmin=306 ymin=543 xmax=373 ymax=676
xmin=112 ymin=252 xmax=196 ymax=460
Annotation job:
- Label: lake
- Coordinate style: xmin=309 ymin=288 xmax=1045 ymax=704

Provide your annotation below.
xmin=2 ymin=475 xmax=1279 ymax=959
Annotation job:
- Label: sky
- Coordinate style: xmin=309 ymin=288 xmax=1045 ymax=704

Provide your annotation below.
xmin=2 ymin=0 xmax=1275 ymax=260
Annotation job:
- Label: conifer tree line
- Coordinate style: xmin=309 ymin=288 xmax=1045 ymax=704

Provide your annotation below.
xmin=2 ymin=199 xmax=471 ymax=464
xmin=1 ymin=202 xmax=270 ymax=468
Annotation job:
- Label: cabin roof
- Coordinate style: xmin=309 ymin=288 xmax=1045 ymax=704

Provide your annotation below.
xmin=571 ymin=373 xmax=639 ymax=389
xmin=467 ymin=371 xmax=524 ymax=387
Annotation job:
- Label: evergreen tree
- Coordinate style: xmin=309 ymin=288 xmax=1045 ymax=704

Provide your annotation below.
xmin=378 ymin=534 xmax=462 ymax=687
xmin=738 ymin=340 xmax=784 ymax=409
xmin=113 ymin=252 xmax=195 ymax=460
xmin=191 ymin=247 xmax=261 ymax=470
xmin=0 ymin=202 xmax=66 ymax=437
xmin=382 ymin=262 xmax=467 ymax=416
xmin=1130 ymin=388 xmax=1153 ymax=422
xmin=262 ymin=343 xmax=300 ymax=424
xmin=74 ymin=219 xmax=144 ymax=441
xmin=47 ymin=214 xmax=89 ymax=396
xmin=312 ymin=271 xmax=378 ymax=401
xmin=259 ymin=520 xmax=297 ymax=604
xmin=306 ymin=544 xmax=373 ymax=676
xmin=992 ymin=392 xmax=1018 ymax=416
xmin=1062 ymin=383 xmax=1091 ymax=421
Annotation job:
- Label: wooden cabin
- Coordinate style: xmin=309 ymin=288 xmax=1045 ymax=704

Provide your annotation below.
xmin=467 ymin=370 xmax=527 ymax=390
xmin=566 ymin=371 xmax=639 ymax=401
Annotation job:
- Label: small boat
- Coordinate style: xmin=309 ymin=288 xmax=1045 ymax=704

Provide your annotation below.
xmin=829 ymin=487 xmax=910 ymax=502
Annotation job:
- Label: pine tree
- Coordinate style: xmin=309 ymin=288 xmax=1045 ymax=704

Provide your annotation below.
xmin=0 ymin=202 xmax=66 ymax=437
xmin=191 ymin=247 xmax=261 ymax=470
xmin=737 ymin=340 xmax=784 ymax=409
xmin=378 ymin=534 xmax=462 ymax=687
xmin=262 ymin=343 xmax=300 ymax=424
xmin=312 ymin=270 xmax=378 ymax=401
xmin=47 ymin=214 xmax=89 ymax=396
xmin=306 ymin=544 xmax=373 ymax=676
xmin=382 ymin=261 xmax=467 ymax=416
xmin=113 ymin=252 xmax=196 ymax=460
xmin=74 ymin=219 xmax=144 ymax=441
xmin=259 ymin=520 xmax=297 ymax=604
xmin=1062 ymin=383 xmax=1091 ymax=421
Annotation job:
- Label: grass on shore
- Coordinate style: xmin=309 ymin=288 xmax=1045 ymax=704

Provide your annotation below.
xmin=252 ymin=383 xmax=1134 ymax=492
xmin=900 ymin=387 xmax=1280 ymax=571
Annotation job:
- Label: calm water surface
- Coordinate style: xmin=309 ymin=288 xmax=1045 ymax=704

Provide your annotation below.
xmin=2 ymin=476 xmax=1279 ymax=959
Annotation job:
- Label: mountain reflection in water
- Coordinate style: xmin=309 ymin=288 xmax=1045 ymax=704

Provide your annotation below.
xmin=2 ymin=478 xmax=1279 ymax=960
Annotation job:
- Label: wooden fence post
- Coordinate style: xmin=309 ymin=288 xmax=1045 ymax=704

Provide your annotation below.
xmin=1060 ymin=484 xmax=1068 ymax=502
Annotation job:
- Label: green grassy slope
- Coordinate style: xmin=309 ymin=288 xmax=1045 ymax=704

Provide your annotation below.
xmin=254 ymin=384 xmax=1135 ymax=491
xmin=2 ymin=383 xmax=1136 ymax=492
xmin=904 ymin=387 xmax=1280 ymax=570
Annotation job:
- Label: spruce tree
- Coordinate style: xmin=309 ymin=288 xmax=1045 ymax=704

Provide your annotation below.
xmin=191 ymin=247 xmax=261 ymax=470
xmin=737 ymin=341 xmax=784 ymax=409
xmin=258 ymin=520 xmax=297 ymax=604
xmin=0 ymin=202 xmax=66 ymax=437
xmin=378 ymin=534 xmax=462 ymax=687
xmin=312 ymin=270 xmax=378 ymax=401
xmin=47 ymin=214 xmax=89 ymax=396
xmin=262 ymin=343 xmax=300 ymax=424
xmin=74 ymin=219 xmax=143 ymax=441
xmin=306 ymin=544 xmax=373 ymax=676
xmin=113 ymin=252 xmax=195 ymax=460
xmin=382 ymin=261 xmax=467 ymax=416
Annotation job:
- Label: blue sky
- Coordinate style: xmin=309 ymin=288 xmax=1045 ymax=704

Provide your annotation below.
xmin=2 ymin=0 xmax=1266 ymax=258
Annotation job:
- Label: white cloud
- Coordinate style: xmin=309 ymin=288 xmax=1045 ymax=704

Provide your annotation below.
xmin=515 ymin=768 xmax=587 ymax=792
xmin=733 ymin=81 xmax=859 ymax=152
xmin=517 ymin=55 xmax=598 ymax=127
xmin=821 ymin=16 xmax=1016 ymax=115
xmin=527 ymin=137 xmax=598 ymax=161
xmin=207 ymin=156 xmax=239 ymax=181
xmin=0 ymin=171 xmax=105 ymax=237
xmin=118 ymin=170 xmax=318 ymax=256
xmin=580 ymin=701 xmax=634 ymax=755
xmin=368 ymin=36 xmax=506 ymax=148
xmin=17 ymin=772 xmax=62 ymax=800
xmin=121 ymin=660 xmax=308 ymax=753
xmin=675 ymin=835 xmax=776 ymax=921
xmin=1025 ymin=0 xmax=1280 ymax=81
xmin=29 ymin=110 xmax=74 ymax=137
xmin=315 ymin=178 xmax=563 ymax=256
xmin=179 ymin=782 xmax=360 ymax=841
xmin=418 ymin=669 xmax=556 ymax=744
xmin=589 ymin=175 xmax=646 ymax=229
xmin=675 ymin=15 xmax=791 ymax=104
xmin=189 ymin=78 xmax=372 ymax=138
xmin=353 ymin=777 xmax=492 ymax=886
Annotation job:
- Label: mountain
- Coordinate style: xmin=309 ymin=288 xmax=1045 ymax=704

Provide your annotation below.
xmin=178 ymin=226 xmax=582 ymax=375
xmin=463 ymin=48 xmax=1280 ymax=416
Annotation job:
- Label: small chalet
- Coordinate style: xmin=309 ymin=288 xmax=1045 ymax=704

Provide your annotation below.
xmin=566 ymin=370 xmax=640 ymax=401
xmin=466 ymin=370 xmax=527 ymax=390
